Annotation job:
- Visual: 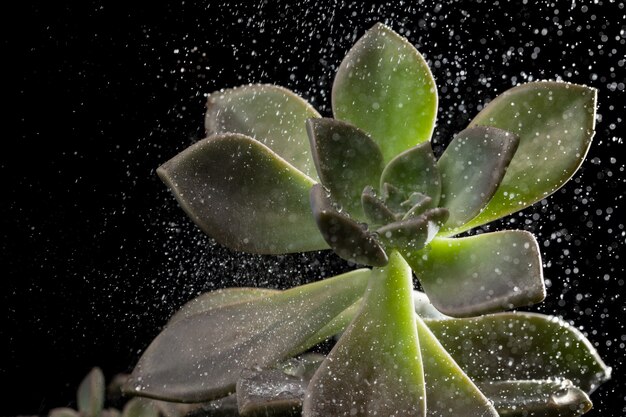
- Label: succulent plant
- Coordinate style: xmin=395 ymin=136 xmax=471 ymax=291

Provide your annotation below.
xmin=124 ymin=23 xmax=609 ymax=417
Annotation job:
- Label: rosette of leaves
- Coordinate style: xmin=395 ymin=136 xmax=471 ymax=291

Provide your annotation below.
xmin=125 ymin=23 xmax=610 ymax=416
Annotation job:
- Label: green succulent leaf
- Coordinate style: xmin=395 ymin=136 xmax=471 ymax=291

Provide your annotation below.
xmin=157 ymin=134 xmax=328 ymax=254
xmin=205 ymin=84 xmax=321 ymax=179
xmin=477 ymin=380 xmax=592 ymax=417
xmin=361 ymin=186 xmax=398 ymax=226
xmin=237 ymin=368 xmax=306 ymax=416
xmin=380 ymin=142 xmax=441 ymax=206
xmin=310 ymin=184 xmax=388 ymax=266
xmin=124 ymin=269 xmax=371 ymax=402
xmin=426 ymin=312 xmax=611 ymax=393
xmin=49 ymin=408 xmax=80 ymax=417
xmin=437 ymin=126 xmax=520 ymax=233
xmin=77 ymin=367 xmax=105 ymax=417
xmin=403 ymin=230 xmax=545 ymax=317
xmin=401 ymin=193 xmax=433 ymax=219
xmin=306 ymin=118 xmax=384 ymax=220
xmin=458 ymin=81 xmax=597 ymax=233
xmin=332 ymin=23 xmax=438 ymax=163
xmin=168 ymin=288 xmax=279 ymax=325
xmin=415 ymin=315 xmax=498 ymax=417
xmin=121 ymin=399 xmax=159 ymax=417
xmin=303 ymin=251 xmax=426 ymax=417
xmin=377 ymin=208 xmax=449 ymax=252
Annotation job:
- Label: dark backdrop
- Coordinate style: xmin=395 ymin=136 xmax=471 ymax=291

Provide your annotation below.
xmin=3 ymin=1 xmax=625 ymax=415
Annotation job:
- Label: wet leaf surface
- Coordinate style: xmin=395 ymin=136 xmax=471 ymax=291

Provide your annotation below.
xmin=306 ymin=118 xmax=384 ymax=220
xmin=403 ymin=230 xmax=545 ymax=317
xmin=157 ymin=134 xmax=327 ymax=254
xmin=205 ymin=84 xmax=321 ymax=179
xmin=124 ymin=269 xmax=370 ymax=402
xmin=460 ymin=81 xmax=597 ymax=232
xmin=303 ymin=252 xmax=426 ymax=417
xmin=333 ymin=23 xmax=438 ymax=163
xmin=437 ymin=126 xmax=519 ymax=232
xmin=380 ymin=142 xmax=441 ymax=207
xmin=478 ymin=380 xmax=592 ymax=417
xmin=310 ymin=184 xmax=388 ymax=266
xmin=426 ymin=312 xmax=611 ymax=393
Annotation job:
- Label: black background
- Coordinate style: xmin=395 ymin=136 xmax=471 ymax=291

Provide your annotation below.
xmin=3 ymin=1 xmax=625 ymax=415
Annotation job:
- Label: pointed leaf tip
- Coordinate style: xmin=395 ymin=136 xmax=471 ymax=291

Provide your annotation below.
xmin=437 ymin=125 xmax=520 ymax=233
xmin=157 ymin=134 xmax=327 ymax=254
xmin=380 ymin=141 xmax=441 ymax=207
xmin=333 ymin=23 xmax=438 ymax=162
xmin=460 ymin=81 xmax=597 ymax=232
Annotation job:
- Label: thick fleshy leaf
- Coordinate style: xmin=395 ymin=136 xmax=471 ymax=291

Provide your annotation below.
xmin=122 ymin=399 xmax=159 ymax=417
xmin=378 ymin=208 xmax=449 ymax=252
xmin=380 ymin=142 xmax=441 ymax=206
xmin=401 ymin=193 xmax=433 ymax=220
xmin=157 ymin=134 xmax=327 ymax=254
xmin=459 ymin=81 xmax=597 ymax=232
xmin=426 ymin=312 xmax=611 ymax=393
xmin=333 ymin=23 xmax=438 ymax=163
xmin=237 ymin=368 xmax=306 ymax=416
xmin=361 ymin=186 xmax=398 ymax=225
xmin=205 ymin=84 xmax=321 ymax=179
xmin=306 ymin=118 xmax=384 ymax=220
xmin=437 ymin=126 xmax=519 ymax=232
xmin=168 ymin=288 xmax=278 ymax=325
xmin=403 ymin=230 xmax=545 ymax=317
xmin=303 ymin=252 xmax=426 ymax=417
xmin=124 ymin=269 xmax=370 ymax=402
xmin=478 ymin=380 xmax=592 ymax=417
xmin=77 ymin=367 xmax=105 ymax=417
xmin=310 ymin=184 xmax=388 ymax=266
xmin=49 ymin=408 xmax=80 ymax=417
xmin=416 ymin=315 xmax=498 ymax=417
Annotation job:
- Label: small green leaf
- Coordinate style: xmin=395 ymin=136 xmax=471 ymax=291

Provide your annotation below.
xmin=157 ymin=134 xmax=328 ymax=254
xmin=168 ymin=288 xmax=278 ymax=325
xmin=303 ymin=252 xmax=426 ymax=417
xmin=121 ymin=399 xmax=159 ymax=417
xmin=401 ymin=192 xmax=433 ymax=220
xmin=426 ymin=312 xmax=611 ymax=393
xmin=361 ymin=186 xmax=398 ymax=226
xmin=458 ymin=81 xmax=597 ymax=232
xmin=478 ymin=380 xmax=592 ymax=417
xmin=237 ymin=368 xmax=306 ymax=416
xmin=124 ymin=269 xmax=371 ymax=402
xmin=306 ymin=118 xmax=384 ymax=220
xmin=380 ymin=142 xmax=441 ymax=206
xmin=49 ymin=408 xmax=80 ymax=417
xmin=310 ymin=184 xmax=388 ymax=266
xmin=333 ymin=23 xmax=438 ymax=163
xmin=377 ymin=208 xmax=449 ymax=252
xmin=416 ymin=315 xmax=498 ymax=417
xmin=403 ymin=230 xmax=545 ymax=317
xmin=205 ymin=84 xmax=321 ymax=179
xmin=437 ymin=126 xmax=519 ymax=232
xmin=77 ymin=367 xmax=105 ymax=417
